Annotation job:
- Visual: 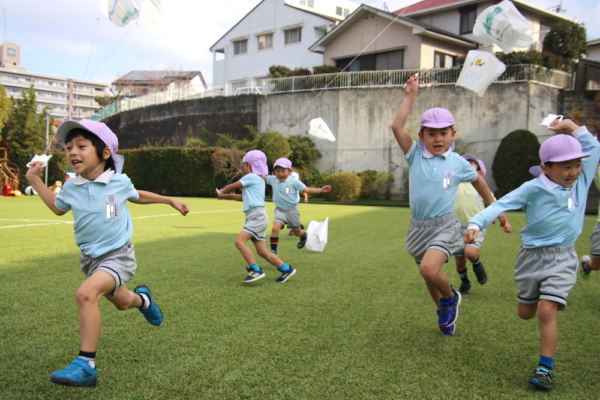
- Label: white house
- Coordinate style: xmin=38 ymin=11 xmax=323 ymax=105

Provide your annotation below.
xmin=210 ymin=0 xmax=360 ymax=95
xmin=394 ymin=0 xmax=578 ymax=55
xmin=587 ymin=38 xmax=600 ymax=62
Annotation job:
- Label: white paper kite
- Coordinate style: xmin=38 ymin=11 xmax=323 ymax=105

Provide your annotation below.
xmin=539 ymin=113 xmax=563 ymax=127
xmin=26 ymin=154 xmax=52 ymax=168
xmin=472 ymin=0 xmax=532 ymax=53
xmin=456 ymin=50 xmax=506 ymax=97
xmin=101 ymin=0 xmax=164 ymax=27
xmin=309 ymin=118 xmax=336 ymax=142
xmin=306 ymin=218 xmax=329 ymax=252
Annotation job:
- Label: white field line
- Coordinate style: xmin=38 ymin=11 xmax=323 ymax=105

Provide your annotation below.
xmin=0 ymin=210 xmax=238 ymax=229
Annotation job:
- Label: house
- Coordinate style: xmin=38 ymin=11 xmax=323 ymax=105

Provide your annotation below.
xmin=309 ymin=4 xmax=479 ymax=71
xmin=209 ymin=0 xmax=360 ymax=95
xmin=394 ymin=0 xmax=578 ymax=54
xmin=112 ymin=70 xmax=207 ymax=99
xmin=587 ymin=38 xmax=600 ymax=62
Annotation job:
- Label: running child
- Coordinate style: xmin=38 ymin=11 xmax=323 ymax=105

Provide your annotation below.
xmin=217 ymin=150 xmax=296 ymax=283
xmin=266 ymin=158 xmax=331 ymax=254
xmin=465 ymin=119 xmax=600 ymax=390
xmin=391 ymin=74 xmax=507 ymax=336
xmin=25 ymin=119 xmax=189 ymax=387
xmin=288 ymin=171 xmax=308 ymax=236
xmin=453 ymin=153 xmax=512 ymax=295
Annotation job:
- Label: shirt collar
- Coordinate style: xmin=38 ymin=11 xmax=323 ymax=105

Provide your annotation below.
xmin=73 ymin=169 xmax=115 ymax=186
xmin=539 ymin=172 xmax=560 ymax=190
xmin=422 ymin=146 xmax=452 ymax=159
xmin=277 ymin=176 xmax=291 ymax=183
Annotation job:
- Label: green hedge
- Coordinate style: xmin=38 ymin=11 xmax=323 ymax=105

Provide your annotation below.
xmin=322 ymin=172 xmax=361 ymax=202
xmin=492 ymin=129 xmax=540 ymax=198
xmin=120 ymin=147 xmax=217 ymax=196
xmin=357 ymin=170 xmax=395 ymax=200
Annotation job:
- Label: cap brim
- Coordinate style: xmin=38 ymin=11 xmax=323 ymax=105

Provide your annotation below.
xmin=529 ymin=166 xmax=542 ymax=177
xmin=56 ymin=120 xmax=89 ymax=143
xmin=546 ymin=152 xmax=591 ymax=162
xmin=112 ymin=154 xmax=124 ymax=174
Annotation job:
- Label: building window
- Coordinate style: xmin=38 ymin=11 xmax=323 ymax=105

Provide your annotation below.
xmin=233 ymin=39 xmax=248 ymax=55
xmin=375 ymin=50 xmax=404 ymax=70
xmin=336 ymin=7 xmax=349 ymax=16
xmin=257 ymin=34 xmax=273 ymax=50
xmin=336 ymin=50 xmax=404 ymax=72
xmin=459 ymin=5 xmax=477 ymax=34
xmin=284 ymin=28 xmax=302 ymax=45
xmin=434 ymin=51 xmax=455 ymax=68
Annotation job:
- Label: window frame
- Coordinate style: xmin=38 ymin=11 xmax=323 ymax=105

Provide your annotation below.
xmin=257 ymin=33 xmax=274 ymax=51
xmin=284 ymin=28 xmax=302 ymax=45
xmin=233 ymin=39 xmax=248 ymax=55
xmin=458 ymin=5 xmax=477 ymax=35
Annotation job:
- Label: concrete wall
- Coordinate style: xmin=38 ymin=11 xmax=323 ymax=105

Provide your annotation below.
xmin=259 ymin=82 xmax=562 ymax=198
xmin=104 ymin=96 xmax=258 ymax=149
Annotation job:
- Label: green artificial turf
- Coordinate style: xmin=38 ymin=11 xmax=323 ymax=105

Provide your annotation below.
xmin=1 ymin=196 xmax=599 ymax=399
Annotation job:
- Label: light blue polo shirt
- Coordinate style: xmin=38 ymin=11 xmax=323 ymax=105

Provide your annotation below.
xmin=405 ymin=141 xmax=477 ymax=221
xmin=240 ymin=173 xmax=266 ymax=212
xmin=266 ymin=175 xmax=306 ymax=209
xmin=469 ymin=127 xmax=600 ymax=248
xmin=55 ymin=170 xmax=140 ymax=258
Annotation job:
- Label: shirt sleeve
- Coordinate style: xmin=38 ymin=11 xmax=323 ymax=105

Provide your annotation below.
xmin=404 ymin=141 xmax=418 ymax=166
xmin=54 ymin=187 xmax=71 ymax=212
xmin=469 ymin=181 xmax=531 ymax=229
xmin=266 ymin=175 xmax=277 ymax=186
xmin=458 ymin=156 xmax=477 ymax=183
xmin=122 ymin=174 xmax=139 ymax=201
xmin=292 ymin=178 xmax=306 ymax=192
xmin=575 ymin=127 xmax=600 ymax=189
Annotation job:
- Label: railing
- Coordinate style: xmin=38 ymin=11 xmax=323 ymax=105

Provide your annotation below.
xmin=261 ymin=64 xmax=570 ymax=94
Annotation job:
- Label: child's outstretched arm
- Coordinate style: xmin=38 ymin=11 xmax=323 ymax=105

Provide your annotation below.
xmin=548 ymin=118 xmax=580 ymax=134
xmin=303 ymin=185 xmax=331 ymax=195
xmin=303 ymin=192 xmax=308 ymax=203
xmin=391 ymin=74 xmax=419 ymax=155
xmin=470 ymin=175 xmax=511 ymax=231
xmin=218 ymin=181 xmax=243 ymax=201
xmin=25 ymin=161 xmax=66 ymax=216
xmin=131 ymin=191 xmax=189 ymax=216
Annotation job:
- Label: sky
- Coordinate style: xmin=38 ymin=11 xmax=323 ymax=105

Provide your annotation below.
xmin=1 ymin=0 xmax=599 ymax=88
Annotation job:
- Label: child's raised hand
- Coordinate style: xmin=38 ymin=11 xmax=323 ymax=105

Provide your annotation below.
xmin=321 ymin=185 xmax=332 ymax=193
xmin=171 ymin=199 xmax=189 ymax=216
xmin=464 ymin=229 xmax=479 ymax=244
xmin=548 ymin=118 xmax=579 ymax=134
xmin=217 ymin=190 xmax=226 ymax=199
xmin=405 ymin=74 xmax=419 ymax=96
xmin=26 ymin=161 xmax=45 ymax=181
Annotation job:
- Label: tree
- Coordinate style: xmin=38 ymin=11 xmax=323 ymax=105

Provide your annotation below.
xmin=543 ymin=21 xmax=587 ymax=61
xmin=1 ymin=85 xmax=50 ymax=188
xmin=0 ymin=84 xmax=12 ymax=132
xmin=492 ymin=129 xmax=540 ymax=197
xmin=256 ymin=131 xmax=290 ymax=168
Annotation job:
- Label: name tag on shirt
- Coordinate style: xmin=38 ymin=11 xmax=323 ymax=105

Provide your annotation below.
xmin=443 ymin=170 xmax=455 ymax=190
xmin=285 ymin=185 xmax=290 ymax=194
xmin=105 ymin=195 xmax=119 ymax=220
xmin=568 ymin=190 xmax=578 ymax=211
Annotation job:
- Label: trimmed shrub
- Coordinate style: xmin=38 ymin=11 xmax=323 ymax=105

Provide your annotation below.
xmin=211 ymin=148 xmax=245 ymax=187
xmin=256 ymin=131 xmax=291 ymax=169
xmin=322 ymin=172 xmax=361 ymax=202
xmin=492 ymin=129 xmax=540 ymax=197
xmin=357 ymin=170 xmax=395 ymax=199
xmin=313 ymin=65 xmax=342 ymax=74
xmin=47 ymin=152 xmax=68 ymax=185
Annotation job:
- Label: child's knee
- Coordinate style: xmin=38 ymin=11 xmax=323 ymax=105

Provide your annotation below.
xmin=419 ymin=263 xmax=440 ymax=280
xmin=465 ymin=247 xmax=478 ymax=260
xmin=537 ymin=302 xmax=558 ymax=323
xmin=518 ymin=304 xmax=537 ymax=320
xmin=75 ymin=286 xmax=95 ymax=305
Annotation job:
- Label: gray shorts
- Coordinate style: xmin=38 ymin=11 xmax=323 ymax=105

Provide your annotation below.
xmin=514 ymin=245 xmax=577 ymax=311
xmin=590 ymin=222 xmax=600 ymax=258
xmin=243 ymin=207 xmax=268 ymax=241
xmin=454 ymin=225 xmax=486 ymax=257
xmin=80 ymin=242 xmax=137 ymax=296
xmin=274 ymin=205 xmax=301 ymax=230
xmin=406 ymin=214 xmax=462 ymax=264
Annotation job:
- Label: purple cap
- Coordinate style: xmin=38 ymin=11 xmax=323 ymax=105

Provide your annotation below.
xmin=539 ymin=134 xmax=590 ymax=163
xmin=462 ymin=154 xmax=486 ymax=177
xmin=420 ymin=107 xmax=455 ymax=129
xmin=273 ymin=158 xmax=292 ymax=169
xmin=529 ymin=166 xmax=542 ymax=177
xmin=242 ymin=150 xmax=268 ymax=175
xmin=56 ymin=119 xmax=124 ymax=173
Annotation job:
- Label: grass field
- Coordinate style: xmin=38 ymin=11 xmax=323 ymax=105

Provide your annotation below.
xmin=1 ymin=196 xmax=600 ymax=399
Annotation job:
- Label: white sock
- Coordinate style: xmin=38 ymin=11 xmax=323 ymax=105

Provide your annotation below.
xmin=79 ymin=356 xmax=96 ymax=369
xmin=139 ymin=293 xmax=150 ymax=310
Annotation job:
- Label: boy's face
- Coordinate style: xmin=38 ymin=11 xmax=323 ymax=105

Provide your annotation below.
xmin=65 ymin=134 xmax=108 ymax=178
xmin=468 ymin=160 xmax=484 ymax=177
xmin=418 ymin=127 xmax=456 ymax=156
xmin=541 ymin=159 xmax=582 ymax=188
xmin=274 ymin=166 xmax=291 ymax=181
xmin=242 ymin=162 xmax=252 ymax=174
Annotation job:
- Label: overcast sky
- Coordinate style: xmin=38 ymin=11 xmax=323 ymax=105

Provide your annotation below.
xmin=1 ymin=0 xmax=598 ymax=87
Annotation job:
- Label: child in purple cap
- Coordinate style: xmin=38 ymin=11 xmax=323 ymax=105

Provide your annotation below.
xmin=453 ymin=154 xmax=512 ymax=295
xmin=391 ymin=74 xmax=508 ymax=336
xmin=466 ymin=119 xmax=600 ymax=390
xmin=25 ymin=119 xmax=189 ymax=387
xmin=218 ymin=150 xmax=297 ymax=283
xmin=266 ymin=157 xmax=331 ymax=254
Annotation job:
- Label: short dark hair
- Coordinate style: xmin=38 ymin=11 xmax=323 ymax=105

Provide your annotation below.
xmin=65 ymin=128 xmax=115 ymax=172
xmin=544 ymin=161 xmax=554 ymax=167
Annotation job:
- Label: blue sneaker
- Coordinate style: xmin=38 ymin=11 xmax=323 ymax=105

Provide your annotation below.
xmin=529 ymin=366 xmax=554 ymax=390
xmin=297 ymin=234 xmax=308 ymax=249
xmin=134 ymin=285 xmax=163 ymax=326
xmin=438 ymin=288 xmax=461 ymax=328
xmin=243 ymin=267 xmax=265 ymax=282
xmin=276 ymin=266 xmax=296 ymax=283
xmin=270 ymin=250 xmax=277 ymax=255
xmin=439 ymin=320 xmax=456 ymax=336
xmin=50 ymin=357 xmax=97 ymax=387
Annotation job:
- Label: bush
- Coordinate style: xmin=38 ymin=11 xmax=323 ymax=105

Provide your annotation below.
xmin=313 ymin=65 xmax=342 ymax=75
xmin=322 ymin=172 xmax=361 ymax=202
xmin=211 ymin=148 xmax=245 ymax=187
xmin=256 ymin=131 xmax=291 ymax=169
xmin=269 ymin=65 xmax=291 ymax=78
xmin=357 ymin=170 xmax=395 ymax=199
xmin=47 ymin=152 xmax=68 ymax=185
xmin=492 ymin=129 xmax=540 ymax=197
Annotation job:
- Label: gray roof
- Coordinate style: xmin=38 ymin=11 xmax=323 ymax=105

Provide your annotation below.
xmin=113 ymin=70 xmax=206 ymax=87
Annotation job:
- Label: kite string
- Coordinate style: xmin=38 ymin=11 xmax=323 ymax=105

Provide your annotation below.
xmin=84 ymin=13 xmax=102 ymax=80
xmin=87 ymin=22 xmax=137 ymax=80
